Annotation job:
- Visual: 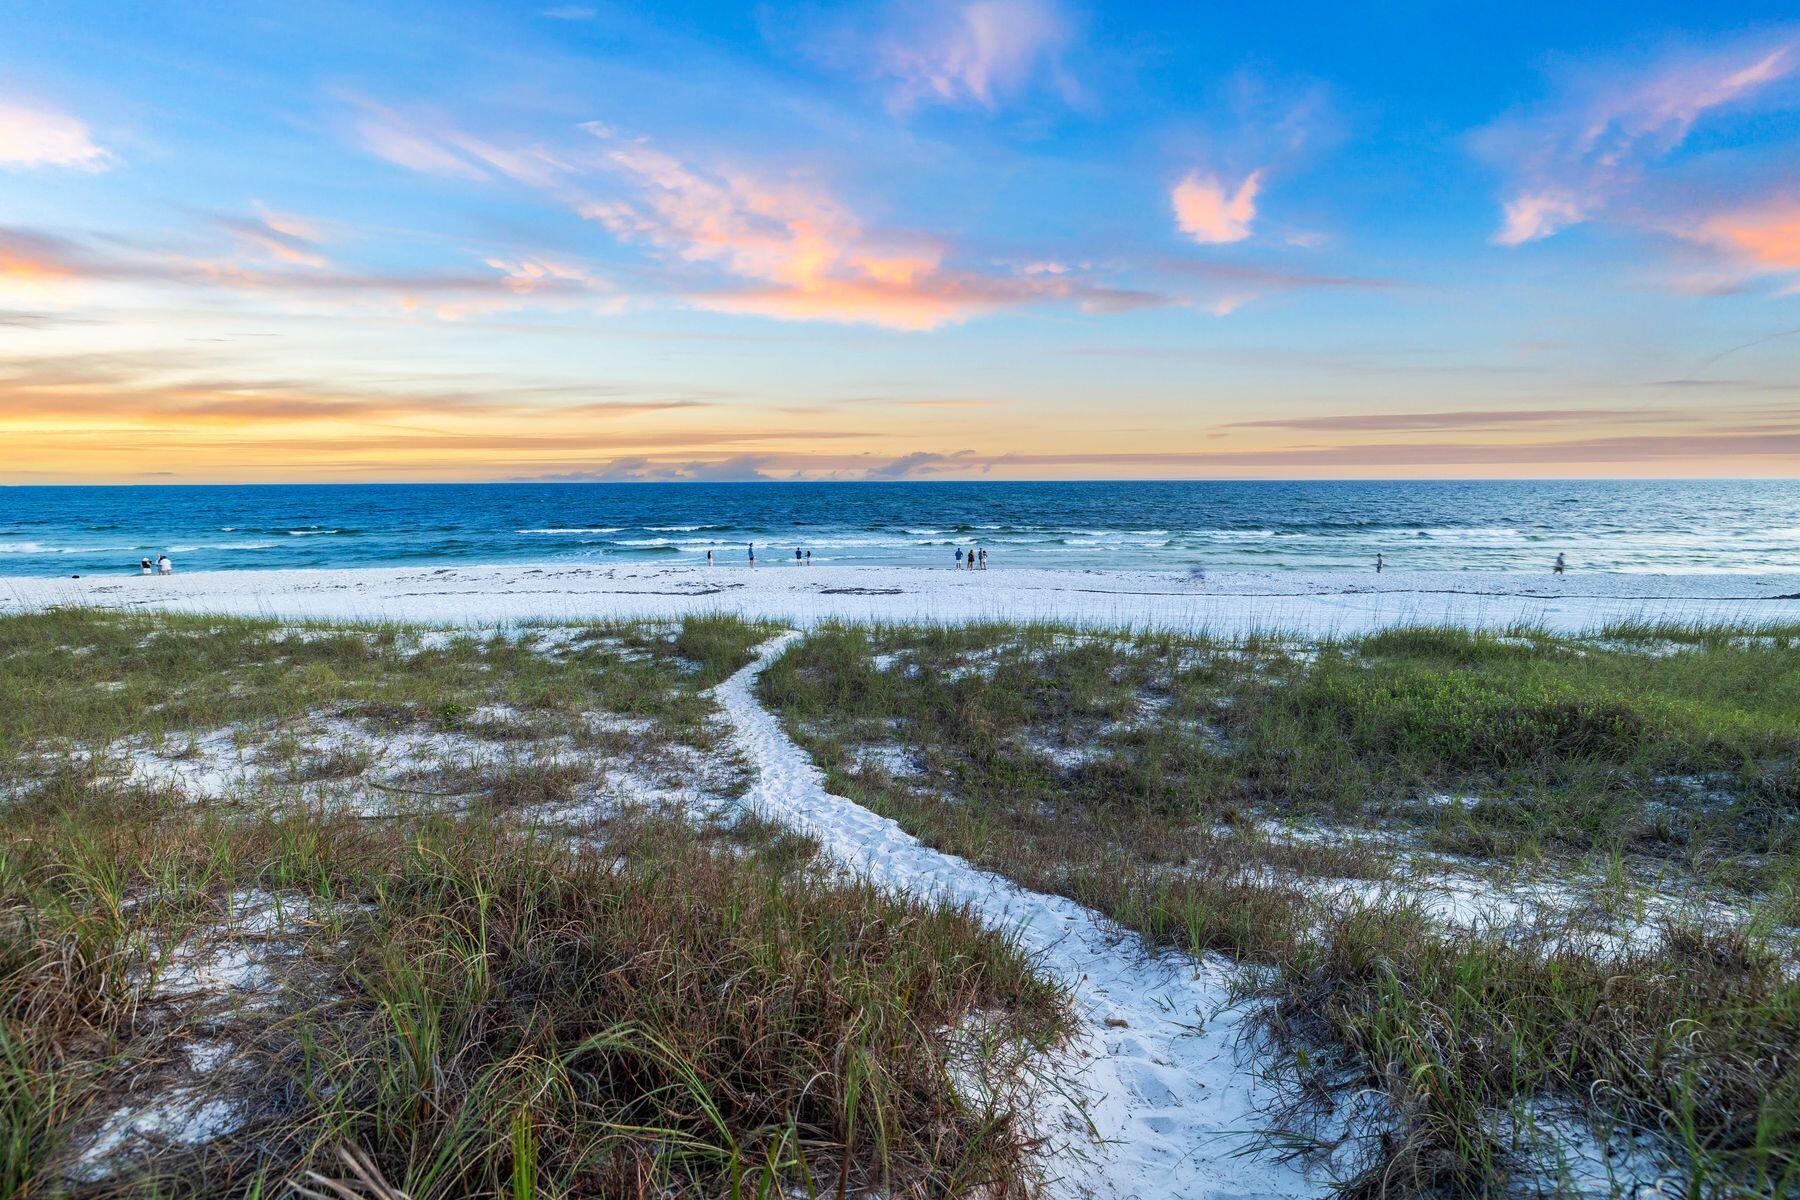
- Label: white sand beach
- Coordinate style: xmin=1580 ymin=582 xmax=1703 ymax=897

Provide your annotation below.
xmin=7 ymin=563 xmax=1799 ymax=634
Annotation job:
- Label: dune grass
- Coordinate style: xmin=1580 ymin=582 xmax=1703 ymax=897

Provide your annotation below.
xmin=0 ymin=609 xmax=765 ymax=769
xmin=759 ymin=620 xmax=1800 ymax=1197
xmin=0 ymin=610 xmax=1071 ymax=1197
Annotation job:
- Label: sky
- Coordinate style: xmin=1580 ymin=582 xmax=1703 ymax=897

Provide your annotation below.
xmin=1 ymin=0 xmax=1798 ymax=484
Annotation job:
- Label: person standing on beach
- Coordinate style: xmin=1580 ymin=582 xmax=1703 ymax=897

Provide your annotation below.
xmin=139 ymin=557 xmax=153 ymax=575
xmin=805 ymin=549 xmax=812 ymax=565
xmin=955 ymin=548 xmax=964 ymax=567
xmin=748 ymin=543 xmax=756 ymax=567
xmin=706 ymin=549 xmax=713 ymax=566
xmin=795 ymin=547 xmax=802 ymax=564
xmin=978 ymin=548 xmax=987 ymax=570
xmin=1376 ymin=552 xmax=1383 ymax=574
xmin=1554 ymin=552 xmax=1565 ymax=575
xmin=156 ymin=554 xmax=172 ymax=575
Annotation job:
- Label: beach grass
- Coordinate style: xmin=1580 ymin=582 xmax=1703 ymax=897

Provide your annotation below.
xmin=0 ymin=609 xmax=1071 ymax=1196
xmin=759 ymin=619 xmax=1800 ymax=1196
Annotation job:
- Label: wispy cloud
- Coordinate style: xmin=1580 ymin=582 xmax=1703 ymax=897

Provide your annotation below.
xmin=216 ymin=206 xmax=330 ymax=267
xmin=0 ymin=96 xmax=110 ymax=170
xmin=1478 ymin=38 xmax=1798 ymax=245
xmin=0 ymin=350 xmax=718 ymax=425
xmin=0 ymin=226 xmax=81 ymax=284
xmin=1171 ymin=169 xmax=1263 ymax=244
xmin=800 ymin=0 xmax=1079 ymax=112
xmin=0 ymin=221 xmax=612 ymax=319
xmin=1154 ymin=257 xmax=1398 ymax=292
xmin=349 ymin=99 xmax=570 ymax=187
xmin=1224 ymin=408 xmax=1651 ymax=433
xmin=578 ymin=126 xmax=1164 ymax=328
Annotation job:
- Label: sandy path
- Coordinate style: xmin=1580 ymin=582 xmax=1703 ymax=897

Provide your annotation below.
xmin=716 ymin=633 xmax=1328 ymax=1200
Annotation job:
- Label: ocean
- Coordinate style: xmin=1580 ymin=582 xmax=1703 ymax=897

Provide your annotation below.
xmin=2 ymin=480 xmax=1797 ymax=577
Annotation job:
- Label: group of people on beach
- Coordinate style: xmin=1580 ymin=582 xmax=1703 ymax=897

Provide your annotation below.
xmin=699 ymin=543 xmax=994 ymax=568
xmin=138 ymin=555 xmax=173 ymax=576
xmin=956 ymin=547 xmax=988 ymax=570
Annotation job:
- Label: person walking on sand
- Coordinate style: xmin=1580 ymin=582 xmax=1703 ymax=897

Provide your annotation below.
xmin=156 ymin=554 xmax=172 ymax=575
xmin=1554 ymin=552 xmax=1565 ymax=576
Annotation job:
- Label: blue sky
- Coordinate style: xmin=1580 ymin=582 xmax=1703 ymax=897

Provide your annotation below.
xmin=2 ymin=1 xmax=1797 ymax=481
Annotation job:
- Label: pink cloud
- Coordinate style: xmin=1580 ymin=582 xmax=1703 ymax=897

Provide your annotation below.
xmin=1494 ymin=190 xmax=1585 ymax=247
xmin=1686 ymin=197 xmax=1800 ymax=282
xmin=1480 ymin=39 xmax=1797 ymax=245
xmin=579 ymin=127 xmax=1147 ymax=328
xmin=1171 ymin=169 xmax=1263 ymax=245
xmin=486 ymin=256 xmax=598 ymax=293
xmin=0 ymin=96 xmax=110 ymax=170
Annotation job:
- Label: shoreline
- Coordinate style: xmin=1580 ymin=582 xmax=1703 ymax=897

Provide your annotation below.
xmin=6 ymin=563 xmax=1799 ymax=633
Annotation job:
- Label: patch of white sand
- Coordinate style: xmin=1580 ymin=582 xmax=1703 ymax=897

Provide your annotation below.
xmin=70 ymin=1096 xmax=243 ymax=1182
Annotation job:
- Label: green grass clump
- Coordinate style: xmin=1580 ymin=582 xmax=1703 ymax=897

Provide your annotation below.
xmin=0 ymin=609 xmax=779 ymax=776
xmin=761 ymin=620 xmax=1800 ymax=1196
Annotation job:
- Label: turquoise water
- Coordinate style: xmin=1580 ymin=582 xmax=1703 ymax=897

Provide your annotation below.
xmin=2 ymin=480 xmax=1797 ymax=576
